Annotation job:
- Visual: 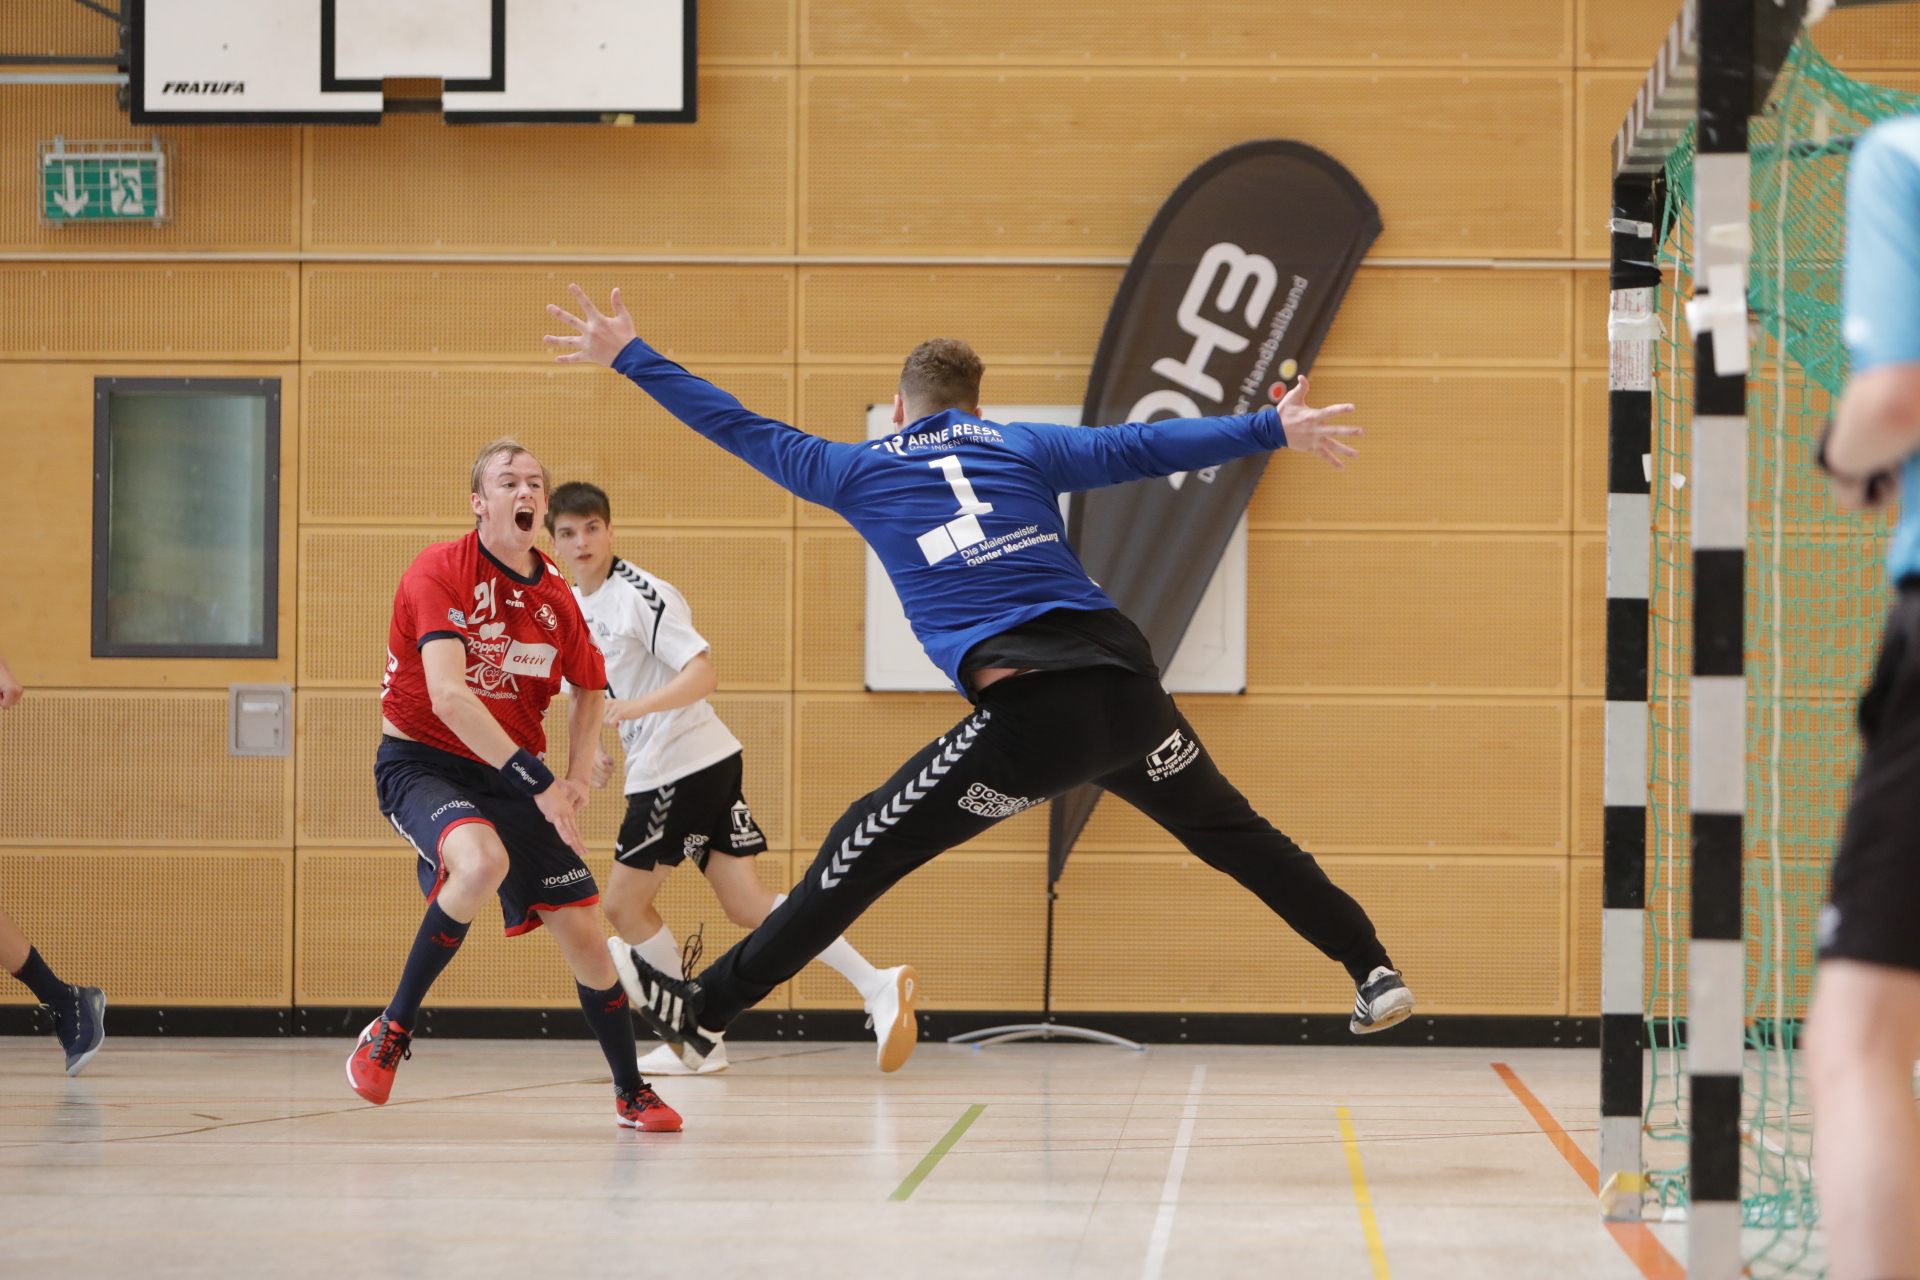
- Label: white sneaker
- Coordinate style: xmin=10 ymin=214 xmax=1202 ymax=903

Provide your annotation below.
xmin=1350 ymin=966 xmax=1415 ymax=1034
xmin=863 ymin=965 xmax=920 ymax=1073
xmin=639 ymin=1039 xmax=729 ymax=1075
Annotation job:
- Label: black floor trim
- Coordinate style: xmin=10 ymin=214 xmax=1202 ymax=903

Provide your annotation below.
xmin=1 ymin=1006 xmax=1596 ymax=1047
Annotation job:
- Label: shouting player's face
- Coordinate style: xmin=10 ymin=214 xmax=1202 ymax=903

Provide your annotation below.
xmin=471 ymin=449 xmax=549 ymax=556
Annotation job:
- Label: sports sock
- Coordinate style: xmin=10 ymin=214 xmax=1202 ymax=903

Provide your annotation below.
xmin=632 ymin=923 xmax=684 ymax=980
xmin=383 ymin=902 xmax=470 ymax=1030
xmin=767 ymin=893 xmax=887 ymax=1006
xmin=11 ymin=948 xmax=70 ymax=1006
xmin=577 ymin=981 xmax=643 ymax=1092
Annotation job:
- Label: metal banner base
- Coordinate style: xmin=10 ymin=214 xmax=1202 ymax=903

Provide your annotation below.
xmin=946 ymin=1023 xmax=1144 ymax=1050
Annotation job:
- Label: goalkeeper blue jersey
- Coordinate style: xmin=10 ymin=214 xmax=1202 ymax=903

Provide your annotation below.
xmin=611 ymin=338 xmax=1288 ymax=687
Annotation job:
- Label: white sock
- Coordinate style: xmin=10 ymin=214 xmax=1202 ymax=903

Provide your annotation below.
xmin=770 ymin=893 xmax=888 ymax=1005
xmin=632 ymin=924 xmax=683 ymax=980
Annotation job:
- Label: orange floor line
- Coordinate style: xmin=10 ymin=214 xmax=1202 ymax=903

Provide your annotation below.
xmin=1491 ymin=1063 xmax=1686 ymax=1280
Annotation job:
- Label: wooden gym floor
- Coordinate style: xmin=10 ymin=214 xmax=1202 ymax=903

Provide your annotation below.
xmin=0 ymin=1038 xmax=1684 ymax=1278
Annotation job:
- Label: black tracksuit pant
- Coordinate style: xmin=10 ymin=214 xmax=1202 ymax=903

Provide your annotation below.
xmin=695 ymin=664 xmax=1394 ymax=1027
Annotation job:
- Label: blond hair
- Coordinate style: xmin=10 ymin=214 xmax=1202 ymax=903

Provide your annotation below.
xmin=469 ymin=437 xmax=550 ymax=495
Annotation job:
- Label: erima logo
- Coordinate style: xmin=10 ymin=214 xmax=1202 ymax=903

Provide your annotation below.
xmin=540 ymin=867 xmax=591 ymax=888
xmin=162 ymin=82 xmax=245 ymax=95
xmin=1145 ymin=729 xmax=1199 ymax=782
xmin=956 ymin=783 xmax=1039 ymax=819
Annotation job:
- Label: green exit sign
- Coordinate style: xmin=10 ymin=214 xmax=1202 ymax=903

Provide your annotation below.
xmin=39 ymin=138 xmax=170 ymax=226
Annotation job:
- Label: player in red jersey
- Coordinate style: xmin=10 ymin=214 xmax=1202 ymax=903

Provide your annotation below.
xmin=346 ymin=437 xmax=680 ymax=1132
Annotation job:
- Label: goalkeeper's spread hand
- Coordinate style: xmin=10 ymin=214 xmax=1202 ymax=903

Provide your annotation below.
xmin=1273 ymin=375 xmax=1362 ymax=471
xmin=545 ymin=284 xmax=638 ymax=368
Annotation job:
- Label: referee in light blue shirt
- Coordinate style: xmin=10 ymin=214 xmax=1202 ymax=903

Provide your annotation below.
xmin=1808 ymin=113 xmax=1920 ymax=1280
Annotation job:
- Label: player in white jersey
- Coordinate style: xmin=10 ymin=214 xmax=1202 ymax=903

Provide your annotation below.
xmin=546 ymin=482 xmax=914 ymax=1072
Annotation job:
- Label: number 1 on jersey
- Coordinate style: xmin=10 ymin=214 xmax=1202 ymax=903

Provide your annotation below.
xmin=917 ymin=454 xmax=994 ymax=566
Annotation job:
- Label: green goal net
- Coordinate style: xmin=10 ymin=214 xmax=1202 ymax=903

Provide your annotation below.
xmin=1643 ymin=35 xmax=1916 ymax=1278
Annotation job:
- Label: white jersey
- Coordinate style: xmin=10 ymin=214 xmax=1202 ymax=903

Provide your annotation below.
xmin=572 ymin=558 xmax=742 ymax=794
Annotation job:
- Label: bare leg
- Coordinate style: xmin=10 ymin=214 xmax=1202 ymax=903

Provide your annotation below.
xmin=601 ymin=862 xmax=673 ymax=943
xmin=436 ymin=823 xmax=511 ymax=923
xmin=703 ymin=856 xmax=779 ymax=929
xmin=1808 ymin=958 xmax=1920 ymax=1280
xmin=541 ymin=902 xmax=619 ymax=990
xmin=0 ymin=905 xmax=31 ymax=973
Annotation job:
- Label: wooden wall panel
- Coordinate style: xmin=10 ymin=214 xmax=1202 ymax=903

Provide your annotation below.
xmin=799 ymin=269 xmax=1117 ymax=364
xmin=796 ymin=528 xmax=865 ymax=689
xmin=1570 ymin=856 xmax=1601 ymax=1016
xmin=607 ymin=530 xmax=794 ymax=689
xmin=0 ymin=849 xmax=290 ymax=1005
xmin=1575 ymin=371 xmax=1609 ymax=531
xmin=0 ymin=691 xmax=291 ymax=846
xmin=794 ymin=694 xmax=1049 ymax=850
xmin=792 ymin=851 xmax=1045 ymax=1010
xmin=804 ymin=0 xmax=1568 ymax=65
xmin=297 ymin=691 xmax=397 ymax=847
xmin=707 ymin=694 xmax=793 ymax=850
xmin=1246 ymin=370 xmax=1570 ymax=530
xmin=802 ymin=71 xmax=1571 ymax=258
xmin=305 ymin=75 xmax=794 ymax=254
xmin=1574 ymin=262 xmax=1613 ymax=366
xmin=304 ymin=266 xmax=793 ymax=364
xmin=0 ymin=362 xmax=299 ymax=689
xmin=703 ymin=0 xmax=796 ymax=62
xmin=1577 ymin=0 xmax=1678 ymax=67
xmin=1053 ymin=853 xmax=1567 ymax=1014
xmin=1815 ymin=8 xmax=1920 ymax=71
xmin=1576 ymin=73 xmax=1646 ymax=259
xmin=0 ymin=265 xmax=298 ymax=361
xmin=1246 ymin=533 xmax=1568 ymax=695
xmin=1573 ymin=699 xmax=1603 ymax=859
xmin=1573 ymin=534 xmax=1606 ymax=696
xmin=1076 ymin=697 xmax=1567 ymax=855
xmin=0 ymin=89 xmax=300 ymax=252
xmin=299 ymin=365 xmax=794 ymax=526
xmin=299 ymin=527 xmax=465 ymax=687
xmin=1318 ymin=269 xmax=1572 ymax=369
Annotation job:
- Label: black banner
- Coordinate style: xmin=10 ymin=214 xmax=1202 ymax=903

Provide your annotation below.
xmin=1050 ymin=140 xmax=1382 ymax=883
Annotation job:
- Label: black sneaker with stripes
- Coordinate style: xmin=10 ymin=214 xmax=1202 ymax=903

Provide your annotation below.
xmin=607 ymin=935 xmax=724 ymax=1071
xmin=1349 ymin=966 xmax=1415 ymax=1035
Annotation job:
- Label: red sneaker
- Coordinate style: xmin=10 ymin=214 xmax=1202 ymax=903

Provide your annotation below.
xmin=346 ymin=1016 xmax=412 ymax=1104
xmin=616 ymin=1083 xmax=682 ymax=1132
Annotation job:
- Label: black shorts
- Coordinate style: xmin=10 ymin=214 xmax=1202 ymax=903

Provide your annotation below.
xmin=614 ymin=751 xmax=767 ymax=872
xmin=374 ymin=736 xmax=599 ymax=936
xmin=1822 ymin=585 xmax=1920 ymax=974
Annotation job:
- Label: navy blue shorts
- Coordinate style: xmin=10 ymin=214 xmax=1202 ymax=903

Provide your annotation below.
xmin=374 ymin=736 xmax=599 ymax=936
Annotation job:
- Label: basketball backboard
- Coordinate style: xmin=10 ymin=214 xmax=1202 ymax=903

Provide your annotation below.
xmin=129 ymin=0 xmax=694 ymax=125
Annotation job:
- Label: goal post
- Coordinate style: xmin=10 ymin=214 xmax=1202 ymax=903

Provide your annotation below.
xmin=1603 ymin=2 xmax=1920 ymax=1277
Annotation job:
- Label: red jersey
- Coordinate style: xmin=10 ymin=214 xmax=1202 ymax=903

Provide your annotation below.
xmin=381 ymin=530 xmax=608 ymax=763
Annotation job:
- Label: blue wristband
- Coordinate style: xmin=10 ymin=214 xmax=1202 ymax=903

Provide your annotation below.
xmin=501 ymin=748 xmax=556 ymax=796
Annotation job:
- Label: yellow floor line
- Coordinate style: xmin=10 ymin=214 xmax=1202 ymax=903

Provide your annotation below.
xmin=1336 ymin=1103 xmax=1393 ymax=1280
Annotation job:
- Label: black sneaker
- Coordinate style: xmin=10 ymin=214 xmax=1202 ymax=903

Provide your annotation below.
xmin=50 ymin=985 xmax=106 ymax=1077
xmin=606 ymin=936 xmax=724 ymax=1071
xmin=1350 ymin=967 xmax=1414 ymax=1035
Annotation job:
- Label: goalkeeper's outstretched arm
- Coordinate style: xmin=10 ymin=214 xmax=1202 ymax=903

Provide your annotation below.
xmin=545 ymin=284 xmax=855 ymax=508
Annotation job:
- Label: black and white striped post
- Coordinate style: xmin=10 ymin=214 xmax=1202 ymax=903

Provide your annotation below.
xmin=1600 ymin=170 xmax=1659 ymax=1222
xmin=1686 ymin=0 xmax=1752 ymax=1272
